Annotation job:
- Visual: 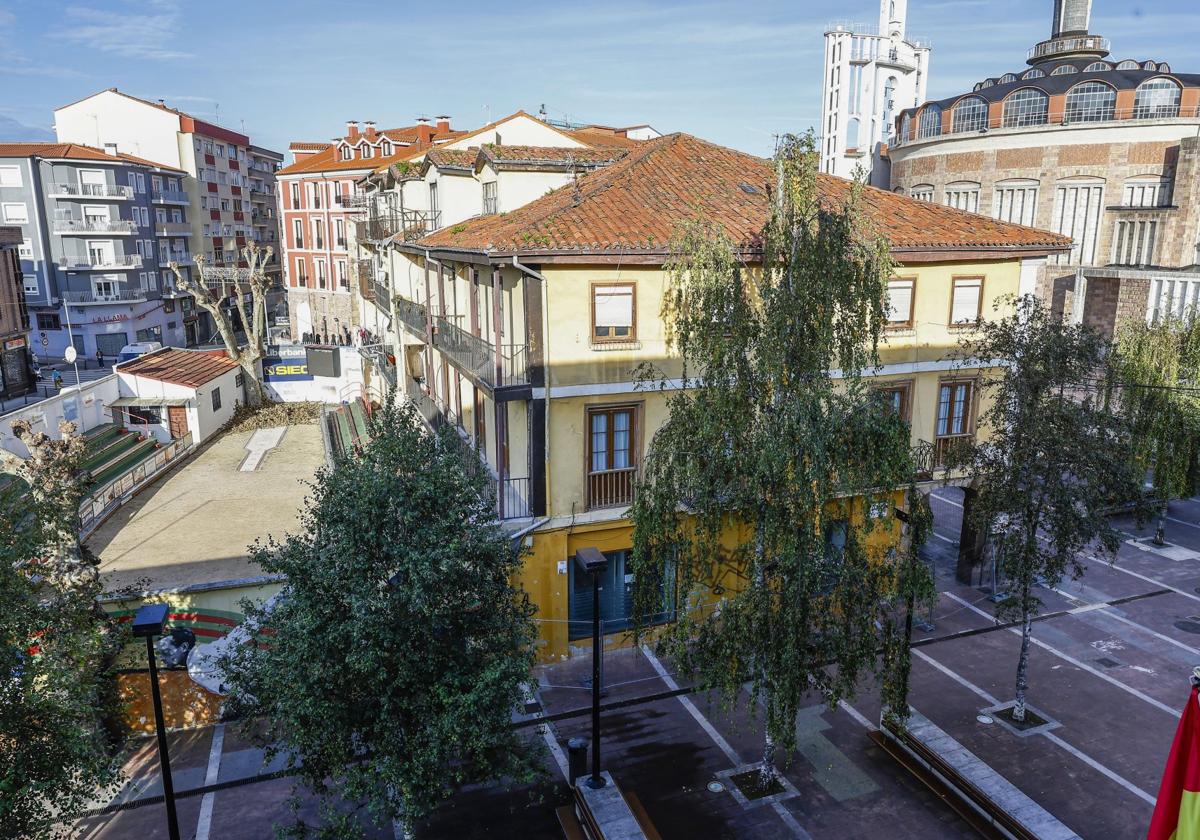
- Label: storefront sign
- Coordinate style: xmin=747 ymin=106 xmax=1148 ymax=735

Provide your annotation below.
xmin=263 ymin=345 xmax=312 ymax=382
xmin=5 ymin=337 xmax=26 ymax=350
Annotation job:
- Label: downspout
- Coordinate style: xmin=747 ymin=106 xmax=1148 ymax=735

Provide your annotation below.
xmin=512 ymin=255 xmax=551 ymax=513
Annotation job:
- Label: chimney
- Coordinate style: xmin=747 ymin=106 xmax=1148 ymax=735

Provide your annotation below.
xmin=364 ymin=120 xmax=377 ymax=140
xmin=415 ymin=117 xmax=433 ymax=145
xmin=346 ymin=120 xmax=360 ymax=141
xmin=435 ymin=115 xmax=451 ymax=134
xmin=157 ymin=98 xmax=165 ymax=107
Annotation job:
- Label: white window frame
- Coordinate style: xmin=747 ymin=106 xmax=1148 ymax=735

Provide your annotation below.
xmin=1 ymin=202 xmax=28 ymax=224
xmin=0 ymin=165 xmax=22 ymax=188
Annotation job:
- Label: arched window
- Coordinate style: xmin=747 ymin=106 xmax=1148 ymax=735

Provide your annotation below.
xmin=1134 ymin=78 xmax=1181 ymax=119
xmin=1123 ymin=175 xmax=1171 ymax=207
xmin=1023 ymin=69 xmax=1046 ymax=80
xmin=899 ymin=113 xmax=912 ymax=142
xmin=1158 ymin=63 xmax=1172 ymax=73
xmin=847 ymin=117 xmax=861 ymax=148
xmin=918 ymin=105 xmax=942 ymax=139
xmin=1116 ymin=60 xmax=1139 ymax=70
xmin=981 ymin=80 xmax=994 ymax=88
xmin=952 ymin=97 xmax=989 ymax=133
xmin=1065 ymin=82 xmax=1116 ymax=123
xmin=993 ymin=179 xmax=1040 ymax=226
xmin=973 ymin=82 xmax=985 ymax=92
xmin=944 ymin=181 xmax=981 ymax=213
xmin=1002 ymin=88 xmax=1049 ymax=128
xmin=1051 ymin=64 xmax=1078 ymax=76
xmin=999 ymin=73 xmax=1017 ymax=84
xmin=911 ymin=184 xmax=935 ymax=202
xmin=1142 ymin=61 xmax=1158 ymax=71
xmin=1051 ymin=177 xmax=1106 ymax=264
xmin=1084 ymin=62 xmax=1111 ymax=72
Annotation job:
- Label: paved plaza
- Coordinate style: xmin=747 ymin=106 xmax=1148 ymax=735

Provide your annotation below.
xmin=73 ymin=491 xmax=1200 ymax=839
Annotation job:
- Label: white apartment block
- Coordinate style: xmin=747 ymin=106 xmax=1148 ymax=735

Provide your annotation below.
xmin=820 ymin=0 xmax=931 ymax=187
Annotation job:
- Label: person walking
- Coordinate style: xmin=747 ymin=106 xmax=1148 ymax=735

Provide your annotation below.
xmin=51 ymin=369 xmax=63 ymax=390
xmin=95 ymin=348 xmax=105 ymax=368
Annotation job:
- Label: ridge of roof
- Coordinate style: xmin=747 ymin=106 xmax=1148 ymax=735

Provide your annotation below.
xmin=0 ymin=142 xmax=181 ymax=171
xmin=414 ymin=132 xmax=1071 ymax=258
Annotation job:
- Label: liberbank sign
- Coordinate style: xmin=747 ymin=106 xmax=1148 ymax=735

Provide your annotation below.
xmin=263 ymin=345 xmax=312 ymax=381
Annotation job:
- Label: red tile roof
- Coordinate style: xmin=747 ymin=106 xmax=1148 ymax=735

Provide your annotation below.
xmin=277 ymin=125 xmax=469 ymax=177
xmin=0 ymin=142 xmax=182 ymax=172
xmin=118 ymin=348 xmax=240 ymax=388
xmin=568 ymin=128 xmax=646 ymax=150
xmin=476 ymin=145 xmax=627 ymax=172
xmin=415 ymin=133 xmax=1071 ymax=258
xmin=424 ymin=148 xmax=478 ymax=171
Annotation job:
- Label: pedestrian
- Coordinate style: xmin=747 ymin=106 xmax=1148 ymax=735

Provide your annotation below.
xmin=51 ymin=369 xmax=63 ymax=390
xmin=95 ymin=348 xmax=104 ymax=368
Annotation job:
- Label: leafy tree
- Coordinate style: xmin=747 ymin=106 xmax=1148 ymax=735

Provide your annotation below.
xmin=0 ymin=421 xmax=124 ymax=839
xmin=168 ymin=242 xmax=274 ymax=407
xmin=630 ymin=132 xmax=926 ymax=779
xmin=219 ymin=399 xmax=539 ymax=838
xmin=957 ymin=295 xmax=1141 ymax=722
xmin=1108 ymin=316 xmax=1200 ymax=499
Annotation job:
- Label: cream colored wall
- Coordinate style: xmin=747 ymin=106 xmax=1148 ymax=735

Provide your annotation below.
xmin=55 ymin=91 xmax=183 ymax=169
xmin=444 ymin=114 xmax=587 ymax=150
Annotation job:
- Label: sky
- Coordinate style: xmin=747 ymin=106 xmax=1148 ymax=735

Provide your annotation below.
xmin=0 ymin=0 xmax=1195 ymax=158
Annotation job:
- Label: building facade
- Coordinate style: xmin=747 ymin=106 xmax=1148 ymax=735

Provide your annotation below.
xmin=53 ymin=89 xmax=285 ymax=345
xmin=0 ymin=143 xmax=195 ymax=359
xmin=0 ymin=226 xmax=33 ymax=398
xmin=379 ymin=133 xmax=1066 ymax=657
xmin=889 ymin=0 xmax=1200 ymax=337
xmin=820 ymin=0 xmax=931 ymax=187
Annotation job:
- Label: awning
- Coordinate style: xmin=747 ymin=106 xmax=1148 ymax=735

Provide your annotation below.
xmin=108 ymin=397 xmax=191 ymax=408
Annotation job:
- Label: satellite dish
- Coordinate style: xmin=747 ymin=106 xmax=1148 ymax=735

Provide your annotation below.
xmin=64 ymin=347 xmax=77 ymax=364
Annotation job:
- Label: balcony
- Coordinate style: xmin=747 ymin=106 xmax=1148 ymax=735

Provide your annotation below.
xmin=155 ymin=222 xmax=191 ymax=236
xmin=586 ymin=467 xmax=636 ymax=510
xmin=62 ymin=287 xmax=161 ymax=304
xmin=356 ymin=209 xmax=441 ymax=244
xmin=934 ymin=434 xmax=973 ymax=469
xmin=54 ymin=219 xmax=138 ymax=235
xmin=396 ymin=296 xmax=427 ymax=337
xmin=52 ymin=183 xmax=133 ymax=200
xmin=159 ymin=250 xmax=193 ymax=267
xmin=1027 ymin=34 xmax=1110 ymax=63
xmin=152 ymin=190 xmax=190 ymax=205
xmin=58 ymin=254 xmax=142 ymax=271
xmin=433 ymin=316 xmax=528 ymax=389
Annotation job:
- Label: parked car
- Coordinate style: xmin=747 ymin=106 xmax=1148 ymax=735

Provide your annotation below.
xmin=117 ymin=341 xmax=163 ymax=363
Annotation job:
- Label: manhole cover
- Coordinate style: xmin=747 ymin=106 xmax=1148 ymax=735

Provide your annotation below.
xmin=707 ymin=781 xmax=726 ymax=793
xmin=1175 ymin=620 xmax=1200 ymax=635
xmin=1095 ymin=657 xmax=1122 ymax=668
xmin=976 ymin=714 xmax=994 ymax=724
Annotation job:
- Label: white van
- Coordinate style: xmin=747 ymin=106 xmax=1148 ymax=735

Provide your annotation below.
xmin=117 ymin=341 xmax=163 ymax=363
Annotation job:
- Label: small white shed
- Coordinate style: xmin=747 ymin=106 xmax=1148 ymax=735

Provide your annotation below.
xmin=111 ymin=348 xmax=243 ymax=445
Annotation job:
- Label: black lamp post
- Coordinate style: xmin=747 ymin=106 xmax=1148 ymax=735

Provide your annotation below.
xmin=131 ymin=603 xmax=181 ymax=840
xmin=574 ymin=547 xmax=609 ymax=789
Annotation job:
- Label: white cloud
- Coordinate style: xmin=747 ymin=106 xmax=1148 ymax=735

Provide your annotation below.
xmin=58 ymin=0 xmax=193 ymax=60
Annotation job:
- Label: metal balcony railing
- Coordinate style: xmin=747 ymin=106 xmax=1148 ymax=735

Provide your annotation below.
xmin=911 ymin=440 xmax=935 ymax=480
xmin=160 ymin=250 xmax=193 ymax=266
xmin=497 ymin=476 xmax=531 ymax=519
xmin=58 ymin=254 xmax=142 ymax=270
xmin=53 ymin=219 xmax=138 ymax=234
xmin=152 ymin=189 xmax=190 ymax=204
xmin=934 ymin=434 xmax=974 ymax=468
xmin=62 ymin=287 xmax=161 ymax=304
xmin=1027 ymin=35 xmax=1110 ymax=62
xmin=586 ymin=467 xmax=636 ymax=510
xmin=155 ymin=222 xmax=191 ymax=236
xmin=52 ymin=182 xmax=134 ymax=199
xmin=432 ymin=316 xmax=528 ymax=389
xmin=396 ymin=297 xmax=427 ymax=336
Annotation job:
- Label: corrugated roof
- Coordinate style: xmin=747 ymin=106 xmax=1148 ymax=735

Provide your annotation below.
xmin=118 ymin=349 xmax=240 ymax=388
xmin=416 ymin=133 xmax=1072 ymax=257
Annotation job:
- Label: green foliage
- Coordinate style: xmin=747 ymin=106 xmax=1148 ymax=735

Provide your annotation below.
xmin=958 ymin=295 xmax=1141 ymax=718
xmin=0 ymin=426 xmax=125 ymax=840
xmin=220 ymin=398 xmax=539 ymax=837
xmin=630 ymin=131 xmax=928 ymax=761
xmin=1109 ymin=316 xmax=1200 ymax=498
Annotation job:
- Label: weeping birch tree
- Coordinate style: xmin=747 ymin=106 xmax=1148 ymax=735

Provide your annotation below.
xmin=168 ymin=242 xmax=274 ymax=407
xmin=630 ymin=132 xmax=926 ymax=780
xmin=958 ymin=295 xmax=1141 ymax=723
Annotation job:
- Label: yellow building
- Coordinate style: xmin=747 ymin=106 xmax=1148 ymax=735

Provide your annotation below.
xmin=381 ymin=133 xmax=1068 ymax=659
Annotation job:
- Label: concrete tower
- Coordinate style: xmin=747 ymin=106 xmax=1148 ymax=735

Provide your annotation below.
xmin=1029 ymin=0 xmax=1108 ymax=64
xmin=820 ymin=1 xmax=931 ymax=188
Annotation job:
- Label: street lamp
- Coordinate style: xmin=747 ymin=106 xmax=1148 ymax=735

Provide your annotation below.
xmin=131 ymin=603 xmax=180 ymax=840
xmin=574 ymin=547 xmax=609 ymax=790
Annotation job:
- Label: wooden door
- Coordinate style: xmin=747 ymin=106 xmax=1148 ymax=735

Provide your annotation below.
xmin=167 ymin=406 xmax=187 ymax=440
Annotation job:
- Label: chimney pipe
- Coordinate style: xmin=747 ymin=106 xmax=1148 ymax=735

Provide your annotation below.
xmin=346 ymin=120 xmax=360 ymax=141
xmin=364 ymin=121 xmax=377 ymax=140
xmin=435 ymin=115 xmax=451 ymax=134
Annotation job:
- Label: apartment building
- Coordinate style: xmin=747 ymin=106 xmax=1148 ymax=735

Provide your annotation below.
xmin=889 ymin=0 xmax=1200 ymax=338
xmin=276 ymin=118 xmax=467 ymax=342
xmin=384 ymin=133 xmax=1068 ymax=657
xmin=53 ymin=89 xmax=285 ymax=344
xmin=0 ymin=143 xmax=193 ymax=358
xmin=0 ymin=226 xmax=33 ymax=398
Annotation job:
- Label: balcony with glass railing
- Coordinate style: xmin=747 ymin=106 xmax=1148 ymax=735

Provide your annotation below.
xmin=51 ymin=183 xmax=134 ymax=200
xmin=159 ymin=250 xmax=193 ymax=267
xmin=155 ymin=221 xmax=191 ymax=236
xmin=151 ymin=189 xmax=190 ymax=205
xmin=58 ymin=254 xmax=143 ymax=270
xmin=54 ymin=219 xmax=138 ymax=235
xmin=62 ymin=286 xmax=161 ymax=304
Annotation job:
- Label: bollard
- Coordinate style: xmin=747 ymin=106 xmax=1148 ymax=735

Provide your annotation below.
xmin=567 ymin=737 xmax=588 ymax=787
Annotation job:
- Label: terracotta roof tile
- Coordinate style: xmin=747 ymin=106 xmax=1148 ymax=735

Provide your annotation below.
xmin=0 ymin=142 xmax=182 ymax=172
xmin=425 ymin=148 xmax=478 ymax=170
xmin=416 ymin=133 xmax=1071 ymax=258
xmin=118 ymin=348 xmax=240 ymax=388
xmin=568 ymin=128 xmax=645 ymax=149
xmin=476 ymin=145 xmax=627 ymax=171
xmin=278 ymin=125 xmax=468 ymax=177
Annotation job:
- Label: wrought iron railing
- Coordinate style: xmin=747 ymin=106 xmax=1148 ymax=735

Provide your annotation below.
xmin=934 ymin=434 xmax=974 ymax=468
xmin=911 ymin=440 xmax=935 ymax=480
xmin=587 ymin=467 xmax=636 ymax=510
xmin=498 ymin=476 xmax=531 ymax=519
xmin=432 ymin=316 xmax=528 ymax=388
xmin=396 ymin=297 xmax=427 ymax=336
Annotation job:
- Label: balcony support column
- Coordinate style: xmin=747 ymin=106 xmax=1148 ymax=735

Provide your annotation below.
xmin=438 ymin=262 xmax=451 ymax=414
xmin=491 ymin=266 xmax=503 ymax=388
xmin=422 ymin=254 xmax=436 ymax=394
xmin=492 ymin=265 xmax=507 ymax=516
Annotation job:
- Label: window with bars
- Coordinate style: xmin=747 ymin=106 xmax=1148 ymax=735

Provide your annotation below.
xmin=1149 ymin=278 xmax=1200 ymax=322
xmin=950 ymin=278 xmax=983 ymax=325
xmin=944 ymin=182 xmax=981 ymax=213
xmin=911 ymin=184 xmax=935 ymax=202
xmin=918 ymin=105 xmax=942 ymax=139
xmin=952 ymin=97 xmax=989 ymax=133
xmin=1123 ymin=177 xmax=1170 ymax=208
xmin=886 ymin=279 xmax=915 ymax=327
xmin=1134 ymin=78 xmax=1182 ymax=119
xmin=993 ymin=180 xmax=1039 ymax=226
xmin=1002 ymin=89 xmax=1049 ymax=128
xmin=1065 ymin=82 xmax=1116 ymax=123
xmin=1052 ymin=180 xmax=1105 ymax=264
xmin=1113 ymin=220 xmax=1158 ymax=266
xmin=587 ymin=405 xmax=637 ymax=510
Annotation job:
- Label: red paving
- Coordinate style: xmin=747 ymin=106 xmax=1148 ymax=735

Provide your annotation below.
xmin=73 ymin=493 xmax=1200 ymax=839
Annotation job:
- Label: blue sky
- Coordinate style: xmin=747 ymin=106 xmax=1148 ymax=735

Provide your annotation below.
xmin=0 ymin=0 xmax=1194 ymax=157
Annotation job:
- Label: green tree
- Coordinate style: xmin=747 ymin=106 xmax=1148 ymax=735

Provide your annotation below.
xmin=1108 ymin=316 xmax=1200 ymax=499
xmin=220 ymin=399 xmax=539 ymax=838
xmin=630 ymin=132 xmax=927 ymax=780
xmin=958 ymin=295 xmax=1141 ymax=722
xmin=0 ymin=421 xmax=124 ymax=839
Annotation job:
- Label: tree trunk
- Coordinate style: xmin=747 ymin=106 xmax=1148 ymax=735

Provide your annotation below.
xmin=759 ymin=734 xmax=776 ymax=787
xmin=1012 ymin=589 xmax=1033 ymax=723
xmin=240 ymin=357 xmax=265 ymax=408
xmin=956 ymin=484 xmax=986 ymax=584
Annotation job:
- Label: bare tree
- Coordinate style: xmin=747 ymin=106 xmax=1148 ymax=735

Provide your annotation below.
xmin=168 ymin=242 xmax=274 ymax=407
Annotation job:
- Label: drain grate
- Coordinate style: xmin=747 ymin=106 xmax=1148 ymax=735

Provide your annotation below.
xmin=1176 ymin=620 xmax=1200 ymax=635
xmin=1095 ymin=657 xmax=1122 ymax=668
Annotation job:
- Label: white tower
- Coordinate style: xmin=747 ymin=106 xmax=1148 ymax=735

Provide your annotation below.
xmin=820 ymin=0 xmax=931 ymax=188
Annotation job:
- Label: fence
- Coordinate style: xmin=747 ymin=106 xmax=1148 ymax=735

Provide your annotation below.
xmin=79 ymin=432 xmax=194 ymax=536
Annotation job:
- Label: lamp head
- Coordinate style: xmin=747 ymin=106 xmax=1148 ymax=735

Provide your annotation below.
xmin=574 ymin=547 xmax=608 ymax=575
xmin=131 ymin=603 xmax=169 ymax=638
